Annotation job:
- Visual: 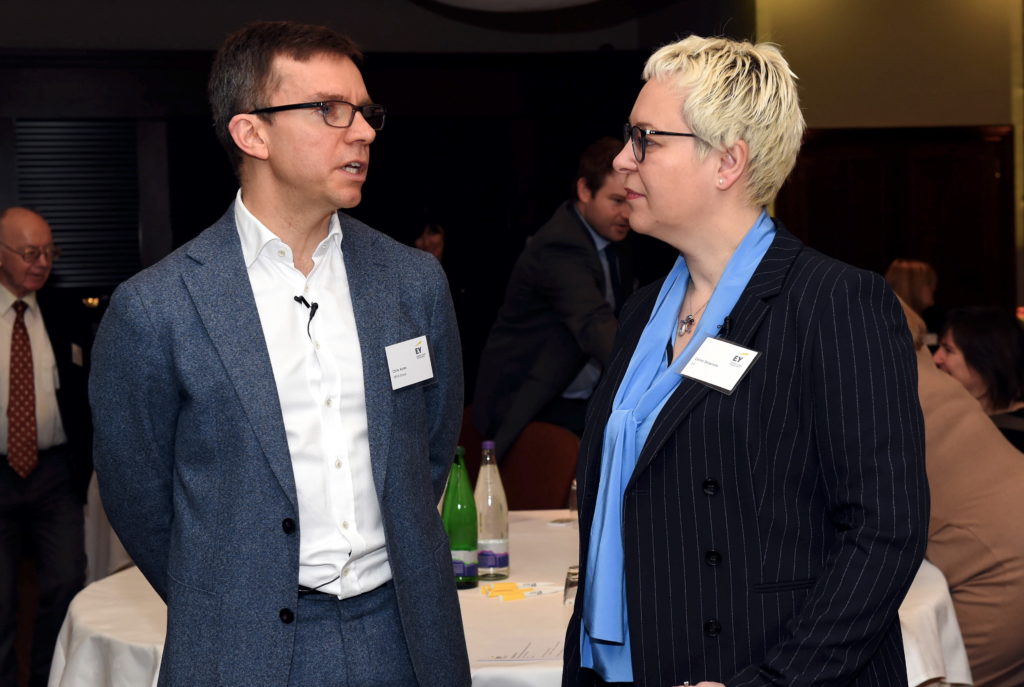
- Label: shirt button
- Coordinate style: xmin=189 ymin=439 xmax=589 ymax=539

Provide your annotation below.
xmin=315 ymin=341 xmax=321 ymax=350
xmin=342 ymin=568 xmax=350 ymax=577
xmin=705 ymin=549 xmax=722 ymax=566
xmin=277 ymin=249 xmax=286 ymax=258
xmin=303 ymin=285 xmax=309 ymax=294
xmin=702 ymin=479 xmax=720 ymax=496
xmin=341 ymin=521 xmax=349 ymax=530
xmin=334 ymin=458 xmax=342 ymax=469
xmin=325 ymin=398 xmax=332 ymax=407
xmin=704 ymin=619 xmax=722 ymax=637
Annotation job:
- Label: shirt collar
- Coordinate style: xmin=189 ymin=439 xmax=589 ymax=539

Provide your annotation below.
xmin=0 ymin=285 xmax=38 ymax=315
xmin=571 ymin=203 xmax=611 ymax=252
xmin=233 ymin=189 xmax=343 ymax=268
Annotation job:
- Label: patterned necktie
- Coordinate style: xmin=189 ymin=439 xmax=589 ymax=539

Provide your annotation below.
xmin=7 ymin=300 xmax=38 ymax=478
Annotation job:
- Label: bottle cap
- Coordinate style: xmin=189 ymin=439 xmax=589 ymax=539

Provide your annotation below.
xmin=482 ymin=440 xmax=496 ymax=450
xmin=455 ymin=446 xmax=466 ymax=457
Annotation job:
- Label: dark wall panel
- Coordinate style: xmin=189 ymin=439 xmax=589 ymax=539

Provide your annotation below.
xmin=775 ymin=126 xmax=1015 ymax=311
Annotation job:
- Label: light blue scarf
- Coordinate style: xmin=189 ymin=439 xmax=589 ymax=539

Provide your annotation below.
xmin=581 ymin=210 xmax=776 ymax=681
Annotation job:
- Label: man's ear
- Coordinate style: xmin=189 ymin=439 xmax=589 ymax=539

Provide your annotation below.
xmin=228 ymin=114 xmax=271 ymax=162
xmin=715 ymin=139 xmax=748 ymax=191
xmin=576 ymin=177 xmax=594 ymax=204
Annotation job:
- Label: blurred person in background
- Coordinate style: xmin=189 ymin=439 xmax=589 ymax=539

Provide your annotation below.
xmin=563 ymin=36 xmax=927 ymax=687
xmin=0 ymin=207 xmax=92 ymax=687
xmin=933 ymin=306 xmax=1024 ymax=451
xmin=902 ymin=302 xmax=1024 ymax=687
xmin=885 ymin=258 xmax=942 ymax=343
xmin=474 ymin=137 xmax=635 ymax=456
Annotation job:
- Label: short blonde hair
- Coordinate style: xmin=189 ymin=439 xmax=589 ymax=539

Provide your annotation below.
xmin=643 ymin=35 xmax=806 ymax=206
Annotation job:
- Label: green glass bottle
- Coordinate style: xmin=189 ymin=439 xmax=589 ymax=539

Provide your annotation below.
xmin=441 ymin=446 xmax=478 ymax=589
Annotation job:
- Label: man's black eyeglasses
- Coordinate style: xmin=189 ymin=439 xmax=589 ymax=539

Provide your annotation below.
xmin=624 ymin=123 xmax=699 ymax=163
xmin=250 ymin=100 xmax=386 ymax=131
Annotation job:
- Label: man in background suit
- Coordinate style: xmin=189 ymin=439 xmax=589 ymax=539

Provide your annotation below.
xmin=90 ymin=22 xmax=469 ymax=686
xmin=474 ymin=137 xmax=634 ymax=456
xmin=0 ymin=207 xmax=90 ymax=687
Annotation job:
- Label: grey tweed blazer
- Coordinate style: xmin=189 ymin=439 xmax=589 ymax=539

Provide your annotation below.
xmin=90 ymin=205 xmax=470 ymax=686
xmin=563 ymin=224 xmax=928 ymax=687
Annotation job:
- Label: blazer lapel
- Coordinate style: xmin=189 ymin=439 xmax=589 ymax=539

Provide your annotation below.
xmin=180 ymin=209 xmax=297 ymax=508
xmin=629 ymin=227 xmax=803 ymax=484
xmin=339 ymin=215 xmax=398 ymax=502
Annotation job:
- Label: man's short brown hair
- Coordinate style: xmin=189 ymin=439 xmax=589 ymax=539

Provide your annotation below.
xmin=576 ymin=136 xmax=623 ymax=198
xmin=208 ymin=21 xmax=363 ymax=173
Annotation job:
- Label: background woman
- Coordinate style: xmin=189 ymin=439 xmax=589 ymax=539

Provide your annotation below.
xmin=900 ymin=302 xmax=1024 ymax=687
xmin=562 ymin=36 xmax=928 ymax=687
xmin=934 ymin=306 xmax=1024 ymax=450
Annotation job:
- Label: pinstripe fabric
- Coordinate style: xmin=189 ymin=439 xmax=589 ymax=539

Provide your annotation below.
xmin=563 ymin=225 xmax=928 ymax=687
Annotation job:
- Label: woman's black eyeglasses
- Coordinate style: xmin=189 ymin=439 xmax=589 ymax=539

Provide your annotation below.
xmin=624 ymin=123 xmax=699 ymax=163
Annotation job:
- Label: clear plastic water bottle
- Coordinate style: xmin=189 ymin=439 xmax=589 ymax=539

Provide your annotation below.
xmin=474 ymin=440 xmax=509 ymax=580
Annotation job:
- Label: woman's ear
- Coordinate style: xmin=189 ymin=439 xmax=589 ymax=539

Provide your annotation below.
xmin=715 ymin=139 xmax=748 ymax=191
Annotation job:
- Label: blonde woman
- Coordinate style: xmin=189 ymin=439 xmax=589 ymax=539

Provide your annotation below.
xmin=563 ymin=36 xmax=927 ymax=687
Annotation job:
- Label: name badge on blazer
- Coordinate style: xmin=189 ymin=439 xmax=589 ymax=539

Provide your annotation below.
xmin=680 ymin=337 xmax=760 ymax=395
xmin=385 ymin=335 xmax=435 ymax=390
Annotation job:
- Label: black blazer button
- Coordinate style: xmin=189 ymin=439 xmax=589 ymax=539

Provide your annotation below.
xmin=282 ymin=518 xmax=296 ymax=534
xmin=704 ymin=619 xmax=722 ymax=637
xmin=702 ymin=479 xmax=719 ymax=496
xmin=704 ymin=549 xmax=722 ymax=566
xmin=279 ymin=608 xmax=294 ymax=624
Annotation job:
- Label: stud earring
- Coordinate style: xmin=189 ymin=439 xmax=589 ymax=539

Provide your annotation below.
xmin=718 ymin=178 xmax=724 ymax=185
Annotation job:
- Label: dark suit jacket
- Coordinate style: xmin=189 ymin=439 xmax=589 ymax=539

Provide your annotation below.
xmin=563 ymin=225 xmax=928 ymax=687
xmin=90 ymin=206 xmax=470 ymax=686
xmin=474 ymin=202 xmax=634 ymax=455
xmin=37 ymin=288 xmax=94 ymax=501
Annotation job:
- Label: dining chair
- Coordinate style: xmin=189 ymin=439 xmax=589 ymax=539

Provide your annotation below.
xmin=501 ymin=421 xmax=580 ymax=510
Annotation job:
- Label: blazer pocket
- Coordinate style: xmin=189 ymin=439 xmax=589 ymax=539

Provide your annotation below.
xmin=752 ymin=577 xmax=817 ymax=593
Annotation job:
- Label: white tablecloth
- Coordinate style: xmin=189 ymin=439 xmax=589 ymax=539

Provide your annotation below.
xmin=83 ymin=472 xmax=132 ymax=584
xmin=899 ymin=559 xmax=973 ymax=687
xmin=50 ymin=509 xmax=972 ymax=687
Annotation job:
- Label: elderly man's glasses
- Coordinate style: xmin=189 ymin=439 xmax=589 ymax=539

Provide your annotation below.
xmin=250 ymin=100 xmax=386 ymax=130
xmin=0 ymin=242 xmax=61 ymax=263
xmin=624 ymin=123 xmax=699 ymax=163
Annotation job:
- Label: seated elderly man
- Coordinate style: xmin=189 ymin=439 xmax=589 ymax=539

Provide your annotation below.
xmin=903 ymin=303 xmax=1024 ymax=687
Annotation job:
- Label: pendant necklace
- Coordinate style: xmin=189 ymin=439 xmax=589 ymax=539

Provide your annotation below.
xmin=677 ymin=286 xmax=711 ymax=337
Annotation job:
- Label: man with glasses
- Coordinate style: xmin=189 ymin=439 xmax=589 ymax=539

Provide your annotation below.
xmin=474 ymin=137 xmax=635 ymax=456
xmin=90 ymin=21 xmax=468 ymax=686
xmin=0 ymin=207 xmax=90 ymax=687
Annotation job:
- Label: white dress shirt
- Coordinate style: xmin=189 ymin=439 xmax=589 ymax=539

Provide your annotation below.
xmin=234 ymin=191 xmax=390 ymax=598
xmin=0 ymin=287 xmax=66 ymax=453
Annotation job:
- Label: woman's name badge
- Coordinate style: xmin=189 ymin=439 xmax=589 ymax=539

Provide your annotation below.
xmin=680 ymin=337 xmax=760 ymax=395
xmin=385 ymin=335 xmax=435 ymax=390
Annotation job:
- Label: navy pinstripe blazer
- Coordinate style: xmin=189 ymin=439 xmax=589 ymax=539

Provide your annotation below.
xmin=563 ymin=225 xmax=928 ymax=687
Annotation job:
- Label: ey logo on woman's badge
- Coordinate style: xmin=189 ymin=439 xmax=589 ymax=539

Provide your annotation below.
xmin=680 ymin=337 xmax=760 ymax=395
